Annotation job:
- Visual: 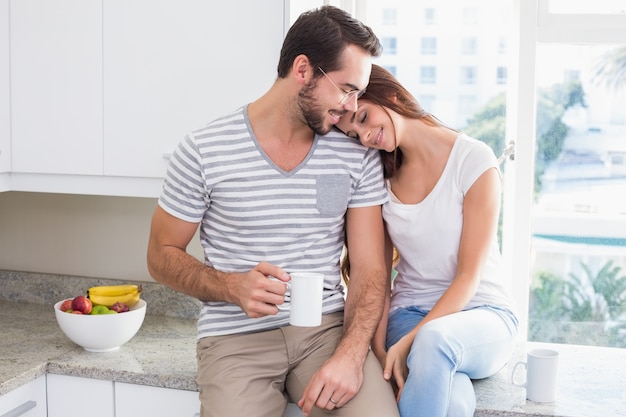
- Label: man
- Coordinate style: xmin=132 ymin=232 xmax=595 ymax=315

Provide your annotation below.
xmin=147 ymin=6 xmax=399 ymax=417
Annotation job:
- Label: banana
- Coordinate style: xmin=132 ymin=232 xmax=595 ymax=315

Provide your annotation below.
xmin=88 ymin=284 xmax=142 ymax=307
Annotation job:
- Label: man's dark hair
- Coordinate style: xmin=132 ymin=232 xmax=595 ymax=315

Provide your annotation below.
xmin=277 ymin=5 xmax=381 ymax=78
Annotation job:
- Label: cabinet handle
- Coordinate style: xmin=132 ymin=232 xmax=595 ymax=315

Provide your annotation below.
xmin=0 ymin=400 xmax=37 ymax=417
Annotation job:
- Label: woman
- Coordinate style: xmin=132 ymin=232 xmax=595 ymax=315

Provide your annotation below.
xmin=336 ymin=65 xmax=518 ymax=417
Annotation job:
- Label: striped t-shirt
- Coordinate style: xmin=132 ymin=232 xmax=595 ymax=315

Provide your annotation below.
xmin=158 ymin=105 xmax=388 ymax=337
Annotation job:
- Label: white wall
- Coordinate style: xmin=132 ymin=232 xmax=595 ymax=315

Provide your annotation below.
xmin=0 ymin=192 xmax=204 ymax=281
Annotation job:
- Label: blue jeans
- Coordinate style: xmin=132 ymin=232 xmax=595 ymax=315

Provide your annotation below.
xmin=386 ymin=305 xmax=518 ymax=417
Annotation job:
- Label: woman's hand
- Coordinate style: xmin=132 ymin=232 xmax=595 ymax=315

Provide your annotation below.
xmin=383 ymin=334 xmax=413 ymax=401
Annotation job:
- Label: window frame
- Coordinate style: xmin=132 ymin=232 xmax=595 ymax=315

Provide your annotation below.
xmin=503 ymin=0 xmax=626 ymax=340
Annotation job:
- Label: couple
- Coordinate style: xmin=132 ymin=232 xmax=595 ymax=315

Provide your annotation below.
xmin=146 ymin=5 xmax=518 ymax=417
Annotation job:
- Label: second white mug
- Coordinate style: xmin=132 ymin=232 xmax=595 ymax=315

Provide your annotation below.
xmin=511 ymin=348 xmax=559 ymax=402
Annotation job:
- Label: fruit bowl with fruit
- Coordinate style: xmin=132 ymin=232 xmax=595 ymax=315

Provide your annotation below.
xmin=54 ymin=285 xmax=146 ymax=352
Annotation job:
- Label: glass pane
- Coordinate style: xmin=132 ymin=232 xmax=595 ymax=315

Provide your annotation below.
xmin=363 ymin=0 xmax=513 ymax=136
xmin=530 ymin=44 xmax=626 ymax=348
xmin=548 ymin=0 xmax=626 ymax=14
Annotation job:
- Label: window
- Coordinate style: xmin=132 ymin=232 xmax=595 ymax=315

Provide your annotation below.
xmin=420 ymin=66 xmax=436 ymax=84
xmin=424 ymin=8 xmax=435 ymax=24
xmin=460 ymin=66 xmax=477 ymax=84
xmin=384 ymin=65 xmax=397 ymax=77
xmin=548 ymin=0 xmax=626 ymax=14
xmin=461 ymin=37 xmax=477 ymax=55
xmin=461 ymin=7 xmax=478 ymax=24
xmin=507 ymin=0 xmax=626 ymax=349
xmin=419 ymin=94 xmax=436 ymax=113
xmin=381 ymin=37 xmax=397 ymax=55
xmin=382 ymin=8 xmax=397 ymax=25
xmin=421 ymin=37 xmax=437 ymax=55
xmin=496 ymin=66 xmax=507 ymax=84
xmin=497 ymin=37 xmax=508 ymax=54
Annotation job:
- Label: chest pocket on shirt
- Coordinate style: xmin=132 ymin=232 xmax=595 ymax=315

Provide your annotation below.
xmin=316 ymin=175 xmax=351 ymax=216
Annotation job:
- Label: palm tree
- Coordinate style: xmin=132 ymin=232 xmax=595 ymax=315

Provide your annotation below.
xmin=592 ymin=46 xmax=626 ymax=90
xmin=529 ymin=260 xmax=626 ymax=347
xmin=563 ymin=260 xmax=626 ymax=322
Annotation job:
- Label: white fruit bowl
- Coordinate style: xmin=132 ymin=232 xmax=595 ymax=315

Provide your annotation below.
xmin=54 ymin=299 xmax=146 ymax=352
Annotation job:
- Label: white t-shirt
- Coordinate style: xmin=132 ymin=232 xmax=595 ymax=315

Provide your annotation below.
xmin=385 ymin=134 xmax=514 ymax=313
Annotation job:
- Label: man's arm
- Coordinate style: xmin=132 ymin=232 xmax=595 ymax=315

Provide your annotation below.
xmin=146 ymin=206 xmax=289 ymax=317
xmin=298 ymin=205 xmax=387 ymax=415
xmin=372 ymin=229 xmax=394 ymax=367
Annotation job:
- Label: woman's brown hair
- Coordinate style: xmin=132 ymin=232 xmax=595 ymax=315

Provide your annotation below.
xmin=356 ymin=64 xmax=447 ymax=178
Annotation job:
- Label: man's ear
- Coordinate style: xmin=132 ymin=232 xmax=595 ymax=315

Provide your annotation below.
xmin=292 ymin=54 xmax=313 ymax=86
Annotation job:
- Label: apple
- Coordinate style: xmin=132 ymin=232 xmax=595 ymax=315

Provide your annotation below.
xmin=91 ymin=305 xmax=110 ymax=315
xmin=60 ymin=299 xmax=73 ymax=312
xmin=110 ymin=302 xmax=129 ymax=313
xmin=71 ymin=295 xmax=92 ymax=314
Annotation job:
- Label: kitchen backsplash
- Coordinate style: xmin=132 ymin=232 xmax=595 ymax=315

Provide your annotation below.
xmin=0 ymin=270 xmax=201 ymax=319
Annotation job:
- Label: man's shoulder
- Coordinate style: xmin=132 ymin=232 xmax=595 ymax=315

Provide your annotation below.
xmin=190 ymin=106 xmax=246 ymax=137
xmin=317 ymin=130 xmax=370 ymax=154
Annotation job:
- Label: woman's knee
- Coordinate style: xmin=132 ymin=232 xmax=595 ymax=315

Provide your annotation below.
xmin=411 ymin=320 xmax=456 ymax=355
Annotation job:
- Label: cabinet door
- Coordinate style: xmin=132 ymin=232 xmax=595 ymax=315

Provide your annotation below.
xmin=0 ymin=376 xmax=46 ymax=417
xmin=10 ymin=0 xmax=102 ymax=175
xmin=102 ymin=0 xmax=284 ymax=179
xmin=115 ymin=382 xmax=200 ymax=417
xmin=47 ymin=374 xmax=114 ymax=417
xmin=0 ymin=0 xmax=9 ymax=178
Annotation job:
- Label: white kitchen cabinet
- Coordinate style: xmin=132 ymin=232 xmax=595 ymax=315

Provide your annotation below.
xmin=102 ymin=0 xmax=284 ymax=181
xmin=5 ymin=0 xmax=284 ymax=197
xmin=9 ymin=0 xmax=103 ymax=176
xmin=47 ymin=374 xmax=114 ymax=417
xmin=115 ymin=382 xmax=200 ymax=417
xmin=0 ymin=0 xmax=10 ymax=185
xmin=0 ymin=376 xmax=46 ymax=417
xmin=115 ymin=382 xmax=305 ymax=417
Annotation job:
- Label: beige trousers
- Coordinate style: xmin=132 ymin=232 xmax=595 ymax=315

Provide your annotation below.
xmin=196 ymin=311 xmax=399 ymax=417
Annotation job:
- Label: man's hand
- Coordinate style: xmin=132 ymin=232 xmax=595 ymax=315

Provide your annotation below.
xmin=230 ymin=262 xmax=290 ymax=318
xmin=297 ymin=353 xmax=363 ymax=416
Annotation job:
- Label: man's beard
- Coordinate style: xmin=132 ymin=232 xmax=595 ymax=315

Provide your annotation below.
xmin=298 ymin=80 xmax=331 ymax=135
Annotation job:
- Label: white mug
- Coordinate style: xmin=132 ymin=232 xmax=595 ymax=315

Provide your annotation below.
xmin=511 ymin=348 xmax=559 ymax=402
xmin=288 ymin=272 xmax=324 ymax=327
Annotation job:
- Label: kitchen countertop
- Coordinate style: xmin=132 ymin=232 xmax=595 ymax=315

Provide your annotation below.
xmin=0 ymin=299 xmax=199 ymax=395
xmin=1 ymin=270 xmax=626 ymax=416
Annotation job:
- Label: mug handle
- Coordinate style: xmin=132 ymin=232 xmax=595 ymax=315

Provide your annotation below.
xmin=511 ymin=361 xmax=527 ymax=387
